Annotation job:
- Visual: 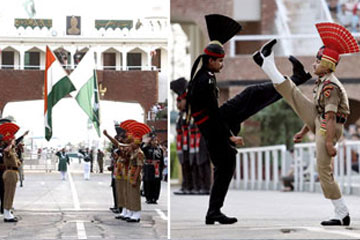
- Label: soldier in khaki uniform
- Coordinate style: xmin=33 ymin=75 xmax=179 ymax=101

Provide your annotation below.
xmin=103 ymin=127 xmax=130 ymax=220
xmin=254 ymin=22 xmax=359 ymax=226
xmin=126 ymin=140 xmax=144 ymax=222
xmin=0 ymin=123 xmax=21 ymax=222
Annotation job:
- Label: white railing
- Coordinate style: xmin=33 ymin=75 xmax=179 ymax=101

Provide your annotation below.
xmin=319 ymin=0 xmax=334 ymax=23
xmin=233 ymin=141 xmax=360 ymax=195
xmin=294 ymin=140 xmax=360 ymax=195
xmin=22 ymin=153 xmax=57 ymax=171
xmin=231 ymin=145 xmax=287 ymax=190
xmin=229 ymin=0 xmax=336 ymax=57
xmin=0 ymin=64 xmax=160 ymax=71
xmin=229 ymin=32 xmax=360 ymax=57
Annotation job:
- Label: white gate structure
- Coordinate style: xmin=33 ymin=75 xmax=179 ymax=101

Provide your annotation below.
xmin=231 ymin=145 xmax=287 ymax=190
xmin=294 ymin=140 xmax=360 ymax=195
xmin=232 ymin=141 xmax=360 ymax=195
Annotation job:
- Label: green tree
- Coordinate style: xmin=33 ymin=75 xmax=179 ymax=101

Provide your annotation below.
xmin=251 ymin=99 xmax=305 ymax=148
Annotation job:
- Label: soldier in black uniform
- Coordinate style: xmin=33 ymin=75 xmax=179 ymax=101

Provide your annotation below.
xmin=186 ymin=14 xmax=312 ymax=224
xmin=171 ymin=78 xmax=194 ymax=194
xmin=189 ymin=120 xmax=211 ymax=194
xmin=141 ymin=133 xmax=164 ymax=204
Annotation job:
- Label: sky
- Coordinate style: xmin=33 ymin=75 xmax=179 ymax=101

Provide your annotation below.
xmin=3 ymin=99 xmax=143 ymax=149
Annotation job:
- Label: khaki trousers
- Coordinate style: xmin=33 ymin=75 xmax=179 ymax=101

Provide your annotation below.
xmin=115 ymin=178 xmax=127 ymax=208
xmin=3 ymin=170 xmax=18 ymax=209
xmin=275 ymin=78 xmax=342 ymax=199
xmin=126 ymin=178 xmax=141 ymax=211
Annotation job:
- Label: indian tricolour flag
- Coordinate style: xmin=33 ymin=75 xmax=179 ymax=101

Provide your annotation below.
xmin=44 ymin=46 xmax=76 ymax=141
xmin=69 ymin=49 xmax=101 ymax=137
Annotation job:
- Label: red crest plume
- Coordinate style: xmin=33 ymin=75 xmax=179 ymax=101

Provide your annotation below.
xmin=119 ymin=120 xmax=137 ymax=131
xmin=0 ymin=122 xmax=19 ymax=141
xmin=126 ymin=122 xmax=151 ymax=141
xmin=315 ymin=22 xmax=359 ymax=71
xmin=316 ymin=22 xmax=359 ymax=55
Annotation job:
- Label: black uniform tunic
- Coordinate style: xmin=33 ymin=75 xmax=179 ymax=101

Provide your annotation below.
xmin=188 ymin=66 xmax=287 ymax=215
xmin=141 ymin=143 xmax=164 ymax=202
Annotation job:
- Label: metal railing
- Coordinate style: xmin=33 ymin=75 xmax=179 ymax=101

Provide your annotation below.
xmin=0 ymin=64 xmax=160 ymax=71
xmin=231 ymin=145 xmax=287 ymax=190
xmin=22 ymin=153 xmax=57 ymax=171
xmin=229 ymin=32 xmax=360 ymax=57
xmin=294 ymin=140 xmax=360 ymax=195
xmin=234 ymin=141 xmax=360 ymax=195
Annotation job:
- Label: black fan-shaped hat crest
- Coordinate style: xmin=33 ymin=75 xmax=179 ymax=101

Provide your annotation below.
xmin=205 ymin=14 xmax=242 ymax=44
xmin=170 ymin=77 xmax=188 ymax=96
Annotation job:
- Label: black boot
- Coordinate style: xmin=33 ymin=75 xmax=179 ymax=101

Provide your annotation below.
xmin=321 ymin=215 xmax=350 ymax=226
xmin=252 ymin=39 xmax=277 ymax=67
xmin=288 ymin=55 xmax=312 ymax=85
xmin=205 ymin=212 xmax=237 ymax=225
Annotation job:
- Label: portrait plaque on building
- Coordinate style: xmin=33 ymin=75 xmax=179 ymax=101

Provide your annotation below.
xmin=66 ymin=16 xmax=81 ymax=35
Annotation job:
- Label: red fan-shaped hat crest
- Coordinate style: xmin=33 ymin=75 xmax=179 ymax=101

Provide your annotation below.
xmin=316 ymin=22 xmax=359 ymax=71
xmin=0 ymin=122 xmax=19 ymax=141
xmin=126 ymin=122 xmax=151 ymax=141
xmin=120 ymin=120 xmax=137 ymax=131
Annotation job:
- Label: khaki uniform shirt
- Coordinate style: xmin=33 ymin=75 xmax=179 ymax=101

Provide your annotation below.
xmin=4 ymin=148 xmax=21 ymax=168
xmin=128 ymin=148 xmax=144 ymax=184
xmin=313 ymin=72 xmax=350 ymax=116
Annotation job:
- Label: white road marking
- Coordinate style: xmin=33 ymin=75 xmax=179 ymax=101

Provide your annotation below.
xmin=155 ymin=209 xmax=168 ymax=221
xmin=248 ymin=226 xmax=360 ymax=239
xmin=302 ymin=227 xmax=360 ymax=239
xmin=76 ymin=220 xmax=87 ymax=240
xmin=68 ymin=171 xmax=87 ymax=240
xmin=68 ymin=170 xmax=80 ymax=210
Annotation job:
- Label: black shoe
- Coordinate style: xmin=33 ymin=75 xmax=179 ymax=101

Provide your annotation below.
xmin=115 ymin=215 xmax=125 ymax=220
xmin=321 ymin=215 xmax=350 ymax=226
xmin=205 ymin=213 xmax=237 ymax=225
xmin=252 ymin=39 xmax=277 ymax=67
xmin=173 ymin=189 xmax=187 ymax=195
xmin=126 ymin=218 xmax=140 ymax=223
xmin=4 ymin=217 xmax=18 ymax=223
xmin=288 ymin=55 xmax=312 ymax=85
xmin=199 ymin=189 xmax=210 ymax=195
xmin=110 ymin=207 xmax=118 ymax=213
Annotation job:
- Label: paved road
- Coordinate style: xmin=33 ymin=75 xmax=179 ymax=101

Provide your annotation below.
xmin=0 ymin=162 xmax=168 ymax=240
xmin=171 ymin=186 xmax=360 ymax=239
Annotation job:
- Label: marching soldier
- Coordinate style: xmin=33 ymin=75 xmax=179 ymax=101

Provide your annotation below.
xmin=0 ymin=122 xmax=21 ymax=222
xmin=186 ymin=14 xmax=311 ymax=224
xmin=254 ymin=22 xmax=359 ymax=226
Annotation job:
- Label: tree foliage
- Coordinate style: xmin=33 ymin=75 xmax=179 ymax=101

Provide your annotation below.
xmin=250 ymin=99 xmax=305 ymax=148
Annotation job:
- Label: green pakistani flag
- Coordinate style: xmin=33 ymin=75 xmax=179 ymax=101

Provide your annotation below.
xmin=69 ymin=49 xmax=100 ymax=136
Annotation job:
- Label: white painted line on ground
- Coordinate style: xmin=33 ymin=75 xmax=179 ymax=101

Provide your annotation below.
xmin=76 ymin=220 xmax=87 ymax=240
xmin=68 ymin=171 xmax=88 ymax=240
xmin=68 ymin=170 xmax=81 ymax=210
xmin=302 ymin=227 xmax=360 ymax=239
xmin=155 ymin=209 xmax=168 ymax=221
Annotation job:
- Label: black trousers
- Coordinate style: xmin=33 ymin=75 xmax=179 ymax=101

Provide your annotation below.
xmin=111 ymin=178 xmax=117 ymax=208
xmin=180 ymin=153 xmax=193 ymax=191
xmin=144 ymin=179 xmax=161 ymax=201
xmin=0 ymin=170 xmax=3 ymax=213
xmin=198 ymin=162 xmax=211 ymax=191
xmin=203 ymin=82 xmax=283 ymax=215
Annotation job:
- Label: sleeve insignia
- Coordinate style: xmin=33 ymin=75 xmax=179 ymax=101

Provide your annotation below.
xmin=324 ymin=89 xmax=331 ymax=98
